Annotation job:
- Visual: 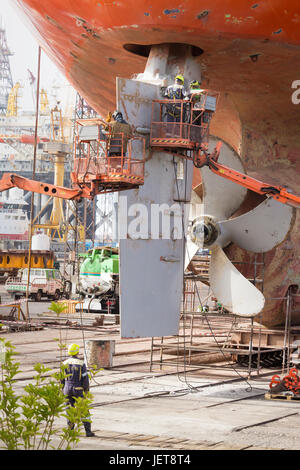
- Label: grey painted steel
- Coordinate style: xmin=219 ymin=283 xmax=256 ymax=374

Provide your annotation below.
xmin=117 ymin=77 xmax=193 ymax=338
xmin=185 ymin=190 xmax=202 ymax=270
xmin=200 ymin=137 xmax=247 ymax=220
xmin=77 ymin=125 xmax=99 ymax=141
xmin=185 ymin=138 xmax=247 ymax=270
xmin=210 ymin=245 xmax=265 ymax=317
xmin=185 ymin=237 xmax=199 ymax=270
xmin=217 ymin=198 xmax=295 ymax=252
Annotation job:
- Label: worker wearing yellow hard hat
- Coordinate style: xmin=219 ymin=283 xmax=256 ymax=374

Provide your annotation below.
xmin=163 ymin=73 xmax=187 ymax=122
xmin=61 ymin=343 xmax=95 ymax=437
xmin=175 ymin=74 xmax=185 ymax=84
xmin=190 ymin=79 xmax=202 ymax=90
xmin=68 ymin=343 xmax=80 ymax=355
xmin=188 ymin=78 xmax=205 ymax=139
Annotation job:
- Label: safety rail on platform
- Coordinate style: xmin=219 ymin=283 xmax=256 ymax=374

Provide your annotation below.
xmin=71 ymin=118 xmax=146 ymax=193
xmin=150 ymin=90 xmax=219 ymax=154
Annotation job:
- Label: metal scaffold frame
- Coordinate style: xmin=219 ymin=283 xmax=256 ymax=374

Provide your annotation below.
xmin=74 ymin=92 xmax=97 ymax=245
xmin=61 ymin=94 xmax=98 ymax=296
xmin=149 ymin=252 xmax=298 ymax=378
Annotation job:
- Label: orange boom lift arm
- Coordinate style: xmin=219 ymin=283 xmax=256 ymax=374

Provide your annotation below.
xmin=0 ymin=173 xmax=91 ymax=200
xmin=195 ymin=141 xmax=300 ymax=209
xmin=0 ymin=138 xmax=299 ymax=209
xmin=0 ymin=140 xmax=300 ymax=208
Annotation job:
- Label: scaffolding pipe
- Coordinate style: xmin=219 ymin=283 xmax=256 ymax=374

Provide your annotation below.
xmin=25 ymin=46 xmax=41 ymax=319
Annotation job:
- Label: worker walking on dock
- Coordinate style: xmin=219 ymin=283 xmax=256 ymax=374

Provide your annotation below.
xmin=61 ymin=343 xmax=95 ymax=437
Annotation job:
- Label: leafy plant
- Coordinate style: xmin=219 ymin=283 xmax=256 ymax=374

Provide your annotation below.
xmin=48 ymin=301 xmax=68 ymax=316
xmin=48 ymin=301 xmax=68 ymax=360
xmin=0 ymin=339 xmax=94 ymax=450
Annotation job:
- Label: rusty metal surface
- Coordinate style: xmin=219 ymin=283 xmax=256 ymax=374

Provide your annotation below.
xmin=11 ymin=0 xmax=300 ymax=326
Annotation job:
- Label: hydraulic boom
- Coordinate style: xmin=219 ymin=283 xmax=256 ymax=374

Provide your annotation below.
xmin=195 ymin=142 xmax=300 ymax=209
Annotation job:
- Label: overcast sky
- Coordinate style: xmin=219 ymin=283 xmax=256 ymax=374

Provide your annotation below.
xmin=0 ymin=2 xmax=75 ymax=112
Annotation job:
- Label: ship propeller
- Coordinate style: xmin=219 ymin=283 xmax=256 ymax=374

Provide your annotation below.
xmin=185 ymin=138 xmax=295 ymax=317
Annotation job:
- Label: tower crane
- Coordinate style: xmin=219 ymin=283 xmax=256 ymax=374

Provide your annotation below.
xmin=6 ymin=82 xmax=21 ymax=117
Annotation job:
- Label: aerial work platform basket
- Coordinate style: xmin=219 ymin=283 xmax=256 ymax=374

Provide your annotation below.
xmin=150 ymin=90 xmax=219 ymax=156
xmin=0 ymin=117 xmax=146 ymax=201
xmin=71 ymin=118 xmax=146 ymax=194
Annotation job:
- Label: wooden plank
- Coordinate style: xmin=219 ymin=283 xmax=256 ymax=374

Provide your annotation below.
xmin=91 ymin=430 xmax=129 ymax=439
xmin=140 ymin=436 xmax=178 ymax=446
xmin=265 ymin=392 xmax=300 ymax=401
xmin=116 ymin=433 xmax=143 ymax=441
xmin=233 ymin=411 xmax=299 ymax=432
xmin=127 ymin=434 xmax=159 ymax=442
xmin=246 ymin=446 xmax=281 ymax=450
xmin=162 ymin=438 xmax=190 ymax=444
xmin=208 ymin=443 xmax=250 ymax=450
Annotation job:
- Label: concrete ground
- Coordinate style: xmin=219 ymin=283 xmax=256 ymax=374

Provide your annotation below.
xmin=1 ymin=299 xmax=300 ymax=454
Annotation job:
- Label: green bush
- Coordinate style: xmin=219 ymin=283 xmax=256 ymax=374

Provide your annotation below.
xmin=0 ymin=338 xmax=94 ymax=450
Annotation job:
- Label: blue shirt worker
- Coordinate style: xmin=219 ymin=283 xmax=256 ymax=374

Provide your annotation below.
xmin=61 ymin=343 xmax=95 ymax=437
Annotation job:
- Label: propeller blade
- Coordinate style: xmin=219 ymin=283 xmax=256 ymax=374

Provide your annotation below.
xmin=200 ymin=137 xmax=247 ymax=220
xmin=189 ymin=189 xmax=203 ymax=220
xmin=184 ymin=189 xmax=203 ymax=270
xmin=209 ymin=245 xmax=265 ymax=317
xmin=185 ymin=237 xmax=200 ymax=270
xmin=217 ymin=198 xmax=295 ymax=252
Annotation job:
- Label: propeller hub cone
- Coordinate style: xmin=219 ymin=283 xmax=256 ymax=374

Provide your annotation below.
xmin=191 ymin=216 xmax=220 ymax=248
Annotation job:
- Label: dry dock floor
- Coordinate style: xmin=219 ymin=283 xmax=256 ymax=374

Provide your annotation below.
xmin=2 ymin=303 xmax=300 ymax=453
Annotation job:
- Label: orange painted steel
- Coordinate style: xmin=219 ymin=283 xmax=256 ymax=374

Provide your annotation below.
xmin=151 ymin=101 xmax=207 ymax=151
xmin=151 ymin=92 xmax=219 ymax=154
xmin=0 ymin=135 xmax=49 ymax=144
xmin=0 ymin=173 xmax=88 ymax=200
xmin=13 ymin=0 xmax=300 ymax=120
xmin=13 ymin=1 xmax=300 ymax=78
xmin=206 ymin=156 xmax=300 ymax=209
xmin=72 ymin=119 xmax=145 ymax=191
xmin=193 ymin=141 xmax=300 ymax=209
xmin=0 ymin=119 xmax=145 ymax=200
xmin=9 ymin=0 xmax=300 ymax=328
xmin=150 ymin=96 xmax=300 ymax=208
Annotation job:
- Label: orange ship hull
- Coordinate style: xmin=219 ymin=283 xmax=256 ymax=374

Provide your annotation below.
xmin=13 ymin=0 xmax=300 ymax=326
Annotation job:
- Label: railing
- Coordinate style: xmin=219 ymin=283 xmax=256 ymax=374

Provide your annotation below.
xmin=150 ymin=92 xmax=219 ymax=150
xmin=72 ymin=120 xmax=145 ymax=188
xmin=151 ymin=121 xmax=210 ymax=146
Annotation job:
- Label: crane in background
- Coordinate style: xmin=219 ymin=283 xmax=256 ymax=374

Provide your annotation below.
xmin=0 ymin=20 xmax=13 ymax=115
xmin=6 ymin=82 xmax=21 ymax=117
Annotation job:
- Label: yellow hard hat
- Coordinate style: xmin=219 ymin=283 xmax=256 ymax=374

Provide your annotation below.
xmin=175 ymin=74 xmax=184 ymax=84
xmin=68 ymin=343 xmax=80 ymax=356
xmin=190 ymin=80 xmax=201 ymax=89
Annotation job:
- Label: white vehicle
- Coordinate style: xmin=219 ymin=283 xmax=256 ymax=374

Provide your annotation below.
xmin=5 ymin=268 xmax=65 ymax=301
xmin=0 ymin=188 xmax=29 ymax=241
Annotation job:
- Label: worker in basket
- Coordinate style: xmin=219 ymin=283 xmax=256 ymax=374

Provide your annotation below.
xmin=188 ymin=80 xmax=211 ymax=126
xmin=187 ymin=80 xmax=204 ymax=124
xmin=61 ymin=343 xmax=95 ymax=437
xmin=105 ymin=110 xmax=132 ymax=170
xmin=163 ymin=74 xmax=187 ymax=123
xmin=188 ymin=79 xmax=210 ymax=143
